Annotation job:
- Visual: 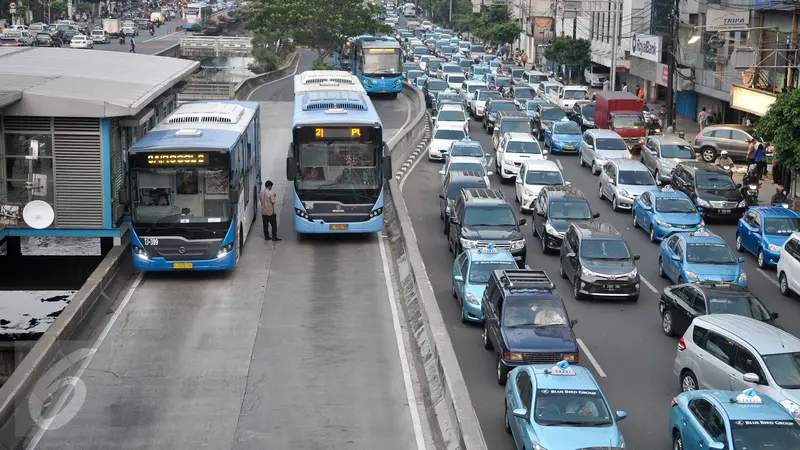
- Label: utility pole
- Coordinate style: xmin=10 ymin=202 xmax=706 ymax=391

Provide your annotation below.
xmin=609 ymin=0 xmax=619 ymax=90
xmin=665 ymin=0 xmax=679 ymax=131
xmin=786 ymin=6 xmax=797 ymax=88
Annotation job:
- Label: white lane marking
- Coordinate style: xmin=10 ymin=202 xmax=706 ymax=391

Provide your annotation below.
xmin=246 ymin=53 xmax=302 ymax=101
xmin=399 ymin=146 xmax=428 ymax=191
xmin=757 ymin=268 xmax=780 ymax=287
xmin=555 ymin=159 xmax=563 ymax=170
xmin=142 ymin=30 xmax=181 ymax=43
xmin=26 ymin=272 xmax=144 ymax=450
xmin=640 ymin=275 xmax=659 ymax=294
xmin=378 ymin=236 xmax=427 ymax=450
xmin=577 ymin=338 xmax=607 ymax=378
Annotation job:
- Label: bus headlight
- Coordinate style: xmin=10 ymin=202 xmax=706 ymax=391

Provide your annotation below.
xmin=216 ymin=243 xmax=233 ymax=259
xmin=369 ymin=208 xmax=384 ymax=218
xmin=132 ymin=245 xmax=150 ymax=260
xmin=295 ymin=208 xmax=311 ymax=220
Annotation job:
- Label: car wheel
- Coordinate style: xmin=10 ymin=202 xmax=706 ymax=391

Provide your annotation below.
xmin=579 ymin=151 xmax=586 ymax=167
xmin=780 ymin=272 xmax=792 ymax=297
xmin=673 ymin=431 xmax=684 ymax=450
xmin=650 ymin=226 xmax=657 ymax=243
xmin=496 ymin=355 xmax=508 ymax=385
xmin=591 ymin=161 xmax=600 ymax=175
xmin=598 ymin=183 xmax=605 ymax=200
xmin=559 ymin=259 xmax=566 ymax=278
xmin=483 ymin=322 xmax=493 ymax=350
xmin=735 ymin=233 xmax=744 ymax=252
xmin=611 ymin=196 xmax=619 ymax=211
xmin=701 ymin=147 xmax=716 ymax=163
xmin=452 ymin=281 xmax=457 ymax=298
xmin=662 ymin=309 xmax=675 ymax=336
xmin=573 ymin=276 xmax=583 ymax=300
xmin=541 ymin=232 xmax=548 ymax=254
xmin=658 ymin=257 xmax=666 ymax=278
xmin=461 ymin=302 xmax=468 ymax=323
xmin=757 ymin=249 xmax=767 ymax=268
xmin=632 ymin=210 xmax=639 ymax=228
xmin=680 ymin=370 xmax=698 ymax=392
xmin=504 ymin=402 xmax=512 ymax=434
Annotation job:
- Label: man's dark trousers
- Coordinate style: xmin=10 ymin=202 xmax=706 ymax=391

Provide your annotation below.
xmin=262 ymin=214 xmax=277 ymax=239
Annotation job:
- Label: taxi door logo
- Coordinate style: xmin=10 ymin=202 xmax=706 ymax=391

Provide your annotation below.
xmin=735 ymin=421 xmax=744 ymax=426
xmin=540 ymin=389 xmax=550 ymax=394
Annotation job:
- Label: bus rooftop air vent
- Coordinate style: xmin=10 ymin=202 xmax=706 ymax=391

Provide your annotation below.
xmin=167 ymin=103 xmax=245 ymax=124
xmin=303 ymin=99 xmax=367 ymax=111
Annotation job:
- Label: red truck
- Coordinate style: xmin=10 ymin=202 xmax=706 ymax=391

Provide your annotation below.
xmin=593 ymin=91 xmax=646 ymax=152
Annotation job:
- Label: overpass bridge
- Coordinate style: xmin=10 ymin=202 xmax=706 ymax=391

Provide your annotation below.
xmin=180 ymin=36 xmax=252 ymax=57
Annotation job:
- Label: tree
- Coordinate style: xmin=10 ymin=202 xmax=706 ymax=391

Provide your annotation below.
xmin=488 ymin=21 xmax=521 ymax=46
xmin=754 ymin=89 xmax=800 ymax=170
xmin=544 ymin=36 xmax=591 ymax=67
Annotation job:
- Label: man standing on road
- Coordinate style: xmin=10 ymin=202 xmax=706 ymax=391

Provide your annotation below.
xmin=259 ymin=180 xmax=281 ymax=242
xmin=129 ymin=36 xmax=136 ymax=53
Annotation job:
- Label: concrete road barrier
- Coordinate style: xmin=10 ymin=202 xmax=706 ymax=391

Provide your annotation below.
xmin=234 ymin=52 xmax=300 ymax=100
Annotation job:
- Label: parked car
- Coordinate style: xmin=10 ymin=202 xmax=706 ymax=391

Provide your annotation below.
xmin=693 ymin=124 xmax=760 ymax=163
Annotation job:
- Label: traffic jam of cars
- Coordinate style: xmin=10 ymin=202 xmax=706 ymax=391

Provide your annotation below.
xmin=397 ymin=14 xmax=800 ymax=450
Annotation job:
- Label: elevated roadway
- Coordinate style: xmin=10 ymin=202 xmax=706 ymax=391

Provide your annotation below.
xmin=94 ymin=22 xmax=185 ymax=55
xmin=400 ymin=101 xmax=800 ymax=450
xmin=6 ymin=51 xmax=429 ymax=450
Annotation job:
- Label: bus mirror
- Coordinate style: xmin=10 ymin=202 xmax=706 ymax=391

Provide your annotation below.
xmin=382 ymin=155 xmax=392 ymax=179
xmin=286 ymin=157 xmax=297 ymax=181
xmin=229 ymin=188 xmax=239 ymax=204
xmin=118 ymin=187 xmax=129 ymax=206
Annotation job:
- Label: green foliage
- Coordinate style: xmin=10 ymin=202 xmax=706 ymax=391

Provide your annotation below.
xmin=248 ymin=0 xmax=390 ymax=64
xmin=543 ymin=36 xmax=591 ymax=67
xmin=754 ymin=89 xmax=800 ymax=170
xmin=249 ymin=43 xmax=280 ymax=74
xmin=454 ymin=5 xmax=519 ymax=45
xmin=50 ymin=0 xmax=67 ymax=14
xmin=190 ymin=24 xmax=203 ymax=32
xmin=420 ymin=0 xmax=471 ymax=26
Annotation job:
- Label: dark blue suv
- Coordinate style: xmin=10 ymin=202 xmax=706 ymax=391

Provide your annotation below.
xmin=481 ymin=269 xmax=579 ymax=385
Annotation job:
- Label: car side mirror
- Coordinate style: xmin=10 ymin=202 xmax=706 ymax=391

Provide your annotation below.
xmin=487 ymin=171 xmax=494 ymax=176
xmin=286 ymin=155 xmax=297 ymax=181
xmin=542 ymin=150 xmax=548 ymax=155
xmin=518 ymin=218 xmax=527 ymax=226
xmin=615 ymin=411 xmax=628 ymax=422
xmin=439 ymin=170 xmax=445 ymax=175
xmin=771 ymin=312 xmax=779 ymax=319
xmin=633 ymin=254 xmax=641 ymax=261
xmin=453 ymin=274 xmax=463 ymax=282
xmin=738 ymin=257 xmax=746 ymax=263
xmin=592 ymin=212 xmax=600 ymax=218
xmin=449 ymin=216 xmax=459 ymax=225
xmin=741 ymin=372 xmax=760 ymax=384
xmin=536 ymin=210 xmax=545 ymax=217
xmin=515 ymin=178 xmax=523 ymax=184
xmin=566 ymin=252 xmax=576 ymax=258
xmin=565 ymin=181 xmax=571 ymax=186
xmin=587 ymin=145 xmax=594 ymax=150
xmin=671 ymin=254 xmax=680 ymax=261
xmin=570 ymin=318 xmax=578 ymax=326
xmin=512 ymin=408 xmax=528 ymax=419
xmin=708 ymin=443 xmax=725 ymax=450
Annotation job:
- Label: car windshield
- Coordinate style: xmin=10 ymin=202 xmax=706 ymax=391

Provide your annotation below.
xmin=471 ymin=45 xmax=483 ymax=52
xmin=434 ymin=129 xmax=466 ymax=140
xmin=500 ymin=121 xmax=530 ymax=134
xmin=618 ymin=170 xmax=655 ymax=186
xmin=478 ymin=91 xmax=501 ymax=101
xmin=613 ymin=115 xmax=645 ymax=129
xmin=549 ymin=200 xmax=592 ymax=220
xmin=468 ymin=261 xmax=519 ymax=283
xmin=511 ymin=68 xmax=526 ymax=78
xmin=563 ymin=90 xmax=587 ymax=99
xmin=429 ymin=60 xmax=444 ymax=70
xmin=595 ymin=138 xmax=628 ymax=151
xmin=655 ymin=197 xmax=696 ymax=213
xmin=437 ymin=93 xmax=460 ymax=102
xmin=514 ymin=88 xmax=534 ymax=99
xmin=494 ymin=78 xmax=511 ymax=87
xmin=439 ymin=110 xmax=466 ymax=122
xmin=686 ymin=243 xmax=736 ymax=264
xmin=407 ymin=70 xmax=424 ymax=79
xmin=696 ymin=173 xmax=736 ymax=190
xmin=534 ymin=389 xmax=613 ymax=426
xmin=506 ymin=141 xmax=541 ymax=154
xmin=447 ymin=75 xmax=465 ymax=84
xmin=463 ymin=205 xmax=517 ymax=227
xmin=580 ymin=239 xmax=631 ymax=260
xmin=544 ymin=84 xmax=560 ymax=94
xmin=764 ymin=217 xmax=800 ymax=235
xmin=582 ymin=105 xmax=595 ymax=118
xmin=473 ymin=67 xmax=489 ymax=75
xmin=451 ymin=145 xmax=484 ymax=157
xmin=525 ymin=171 xmax=563 ymax=185
xmin=503 ymin=298 xmax=569 ymax=327
xmin=427 ymin=79 xmax=448 ymax=90
xmin=706 ymin=294 xmax=773 ymax=321
xmin=491 ymin=102 xmax=517 ymax=112
xmin=448 ymin=162 xmax=485 ymax=174
xmin=541 ymin=109 xmax=567 ymax=121
xmin=447 ymin=180 xmax=488 ymax=200
xmin=526 ymin=101 xmax=545 ymax=111
xmin=414 ymin=47 xmax=428 ymax=55
xmin=660 ymin=144 xmax=695 ymax=159
xmin=489 ymin=61 xmax=501 ymax=68
xmin=730 ymin=421 xmax=800 ymax=450
xmin=763 ymin=352 xmax=800 ymax=389
xmin=459 ymin=60 xmax=472 ymax=68
xmin=553 ymin=122 xmax=581 ymax=135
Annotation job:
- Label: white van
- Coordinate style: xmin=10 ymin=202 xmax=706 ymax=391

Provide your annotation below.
xmin=584 ymin=65 xmax=610 ymax=87
xmin=522 ymin=70 xmax=549 ymax=85
xmin=150 ymin=12 xmax=165 ymax=24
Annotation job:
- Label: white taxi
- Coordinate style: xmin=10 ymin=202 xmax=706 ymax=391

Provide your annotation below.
xmin=515 ymin=160 xmax=569 ymax=213
xmin=495 ymin=132 xmax=547 ymax=182
xmin=432 ymin=104 xmax=469 ymax=136
xmin=428 ymin=122 xmax=467 ymax=161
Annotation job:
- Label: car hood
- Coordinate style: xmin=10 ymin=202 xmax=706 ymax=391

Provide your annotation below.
xmin=697 ymin=188 xmax=742 ymax=202
xmin=475 ymin=100 xmax=488 ymax=107
xmin=656 ymin=212 xmax=703 ymax=226
xmin=659 ymin=158 xmax=690 ymax=169
xmin=500 ymin=325 xmax=577 ymax=353
xmin=596 ymin=150 xmax=629 ymax=160
xmin=582 ymin=259 xmax=635 ymax=276
xmin=447 ymin=82 xmax=462 ymax=89
xmin=428 ymin=89 xmax=445 ymax=97
xmin=461 ymin=226 xmax=522 ymax=241
xmin=438 ymin=119 xmax=467 ymax=128
xmin=430 ymin=138 xmax=457 ymax=150
xmin=765 ymin=234 xmax=791 ymax=248
xmin=685 ymin=263 xmax=741 ymax=279
xmin=778 ymin=388 xmax=800 ymax=405
xmin=535 ymin=424 xmax=622 ymax=450
xmin=618 ymin=184 xmax=655 ymax=198
xmin=553 ymin=133 xmax=582 ymax=144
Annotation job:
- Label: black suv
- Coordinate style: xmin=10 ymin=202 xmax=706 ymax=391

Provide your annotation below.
xmin=658 ymin=281 xmax=779 ymax=337
xmin=533 ymin=186 xmax=599 ymax=253
xmin=481 ymin=269 xmax=579 ymax=384
xmin=440 ymin=170 xmax=490 ymax=233
xmin=531 ymin=104 xmax=569 ymax=141
xmin=423 ymin=77 xmax=449 ymax=108
xmin=571 ymin=101 xmax=595 ymax=131
xmin=447 ymin=188 xmax=527 ymax=266
xmin=670 ymin=161 xmax=745 ymax=221
xmin=482 ymin=99 xmax=517 ymax=134
xmin=559 ymin=222 xmax=641 ymax=301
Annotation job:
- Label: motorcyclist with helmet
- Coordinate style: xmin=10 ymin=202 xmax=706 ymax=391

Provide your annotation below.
xmin=714 ymin=150 xmax=734 ymax=172
xmin=742 ymin=164 xmax=761 ymax=203
xmin=771 ymin=185 xmax=789 ymax=206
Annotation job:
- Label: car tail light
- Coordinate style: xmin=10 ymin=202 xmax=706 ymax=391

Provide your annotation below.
xmin=678 ymin=337 xmax=687 ymax=352
xmin=671 ymin=397 xmax=679 ymax=407
xmin=694 ymin=133 xmax=700 ymax=144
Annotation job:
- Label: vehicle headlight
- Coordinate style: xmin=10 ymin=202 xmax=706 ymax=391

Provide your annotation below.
xmin=738 ymin=272 xmax=747 ymax=283
xmin=545 ymin=222 xmax=559 ymax=236
xmin=216 ymin=243 xmax=234 ymax=258
xmin=505 ymin=352 xmax=524 ymax=361
xmin=738 ymin=200 xmax=747 ymax=207
xmin=460 ymin=238 xmax=478 ymax=249
xmin=551 ymin=136 xmax=559 ymax=142
xmin=769 ymin=244 xmax=782 ymax=252
xmin=132 ymin=245 xmax=150 ymax=260
xmin=464 ymin=293 xmax=479 ymax=304
xmin=780 ymin=399 xmax=800 ymax=420
xmin=627 ymin=266 xmax=638 ymax=278
xmin=582 ymin=267 xmax=599 ymax=277
xmin=619 ymin=189 xmax=631 ymax=198
xmin=524 ymin=188 xmax=536 ymax=196
xmin=685 ymin=271 xmax=699 ymax=281
xmin=696 ymin=198 xmax=711 ymax=208
xmin=654 ymin=217 xmax=669 ymax=227
xmin=638 ymin=137 xmax=645 ymax=143
xmin=698 ymin=220 xmax=705 ymax=228
xmin=510 ymin=239 xmax=525 ymax=250
xmin=596 ymin=154 xmax=608 ymax=161
xmin=532 ymin=443 xmax=548 ymax=450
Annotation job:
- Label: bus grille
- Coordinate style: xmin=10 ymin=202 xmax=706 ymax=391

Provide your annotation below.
xmin=154 ymin=242 xmax=212 ymax=261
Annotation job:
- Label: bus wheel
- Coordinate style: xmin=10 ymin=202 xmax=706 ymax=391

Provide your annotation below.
xmin=239 ymin=225 xmax=243 ymax=255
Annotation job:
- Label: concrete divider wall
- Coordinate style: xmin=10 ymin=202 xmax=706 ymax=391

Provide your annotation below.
xmin=154 ymin=42 xmax=181 ymax=57
xmin=385 ymin=85 xmax=488 ymax=450
xmin=234 ymin=52 xmax=300 ymax=99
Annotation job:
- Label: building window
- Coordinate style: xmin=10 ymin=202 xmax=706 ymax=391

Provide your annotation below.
xmin=2 ymin=133 xmax=55 ymax=205
xmin=689 ymin=14 xmax=698 ymax=26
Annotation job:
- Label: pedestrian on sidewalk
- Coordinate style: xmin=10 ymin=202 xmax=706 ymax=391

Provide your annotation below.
xmin=746 ymin=138 xmax=757 ymax=167
xmin=129 ymin=36 xmax=136 ymax=53
xmin=521 ymin=52 xmax=527 ymax=68
xmin=755 ymin=142 xmax=767 ymax=179
xmin=621 ymin=83 xmax=628 ymax=92
xmin=603 ymin=79 xmax=610 ymax=91
xmin=697 ymin=107 xmax=707 ymax=130
xmin=259 ymin=180 xmax=281 ymax=242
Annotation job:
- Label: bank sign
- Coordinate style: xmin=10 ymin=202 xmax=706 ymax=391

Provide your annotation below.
xmin=630 ymin=34 xmax=661 ymax=63
xmin=707 ymin=10 xmax=750 ymax=31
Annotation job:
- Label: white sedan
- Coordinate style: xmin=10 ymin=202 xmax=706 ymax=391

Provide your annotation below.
xmin=69 ymin=35 xmax=93 ymax=49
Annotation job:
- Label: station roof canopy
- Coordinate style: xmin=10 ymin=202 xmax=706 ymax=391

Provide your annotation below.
xmin=0 ymin=47 xmax=199 ymax=118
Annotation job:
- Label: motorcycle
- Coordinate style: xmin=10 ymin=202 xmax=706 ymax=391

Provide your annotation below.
xmin=149 ymin=28 xmax=155 ymax=36
xmin=744 ymin=183 xmax=761 ymax=207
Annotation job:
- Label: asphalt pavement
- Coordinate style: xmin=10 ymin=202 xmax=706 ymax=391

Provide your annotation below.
xmin=90 ymin=21 xmax=185 ymax=55
xmin=400 ymin=98 xmax=800 ymax=450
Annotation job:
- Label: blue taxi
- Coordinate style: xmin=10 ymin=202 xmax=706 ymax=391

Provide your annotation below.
xmin=735 ymin=205 xmax=800 ymax=268
xmin=670 ymin=389 xmax=800 ymax=450
xmin=633 ymin=188 xmax=704 ymax=242
xmin=452 ymin=245 xmax=518 ymax=323
xmin=543 ymin=120 xmax=582 ymax=154
xmin=505 ymin=361 xmax=627 ymax=450
xmin=471 ymin=64 xmax=491 ymax=82
xmin=658 ymin=230 xmax=747 ymax=287
xmin=448 ymin=137 xmax=488 ymax=168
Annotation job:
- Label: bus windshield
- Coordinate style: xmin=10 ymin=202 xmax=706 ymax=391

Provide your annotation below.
xmin=296 ymin=140 xmax=381 ymax=193
xmin=186 ymin=7 xmax=199 ymax=15
xmin=363 ymin=48 xmax=402 ymax=76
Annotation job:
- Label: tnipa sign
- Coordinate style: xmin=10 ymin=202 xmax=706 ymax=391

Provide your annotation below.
xmin=707 ymin=10 xmax=750 ymax=31
xmin=630 ymin=34 xmax=661 ymax=63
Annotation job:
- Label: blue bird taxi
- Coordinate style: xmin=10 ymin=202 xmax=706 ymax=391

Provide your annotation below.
xmin=452 ymin=245 xmax=518 ymax=323
xmin=736 ymin=205 xmax=800 ymax=268
xmin=448 ymin=137 xmax=488 ymax=168
xmin=633 ymin=188 xmax=704 ymax=242
xmin=670 ymin=389 xmax=800 ymax=450
xmin=543 ymin=120 xmax=582 ymax=153
xmin=505 ymin=361 xmax=627 ymax=450
xmin=658 ymin=230 xmax=747 ymax=287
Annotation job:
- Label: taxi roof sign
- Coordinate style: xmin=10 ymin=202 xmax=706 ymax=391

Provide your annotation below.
xmin=731 ymin=388 xmax=763 ymax=404
xmin=479 ymin=243 xmax=498 ymax=253
xmin=690 ymin=229 xmax=710 ymax=237
xmin=544 ymin=360 xmax=576 ymax=376
xmin=660 ymin=185 xmax=675 ymax=192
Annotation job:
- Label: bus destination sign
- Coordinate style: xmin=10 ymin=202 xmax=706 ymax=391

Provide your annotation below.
xmin=366 ymin=48 xmax=397 ymax=53
xmin=315 ymin=127 xmax=363 ymax=139
xmin=147 ymin=153 xmax=208 ymax=165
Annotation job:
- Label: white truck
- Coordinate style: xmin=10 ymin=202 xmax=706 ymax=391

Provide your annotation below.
xmin=102 ymin=18 xmax=122 ymax=37
xmin=548 ymin=85 xmax=590 ymax=113
xmin=150 ymin=12 xmax=165 ymax=25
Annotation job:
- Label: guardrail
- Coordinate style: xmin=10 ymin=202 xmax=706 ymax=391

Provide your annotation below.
xmin=177 ymin=82 xmax=236 ymax=101
xmin=180 ymin=36 xmax=252 ymax=56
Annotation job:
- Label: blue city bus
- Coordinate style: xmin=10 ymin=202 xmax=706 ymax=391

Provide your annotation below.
xmin=126 ymin=101 xmax=261 ymax=271
xmin=351 ymin=36 xmax=403 ymax=96
xmin=286 ymin=70 xmax=392 ymax=233
xmin=184 ymin=2 xmax=213 ymax=30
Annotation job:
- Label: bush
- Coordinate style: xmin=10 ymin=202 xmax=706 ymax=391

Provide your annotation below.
xmin=313 ymin=63 xmax=337 ymax=70
xmin=190 ymin=24 xmax=203 ymax=32
xmin=249 ymin=45 xmax=280 ymax=74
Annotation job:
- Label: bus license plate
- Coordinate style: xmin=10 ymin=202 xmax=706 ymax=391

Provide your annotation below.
xmin=719 ymin=209 xmax=731 ymax=215
xmin=173 ymin=263 xmax=193 ymax=269
xmin=330 ymin=224 xmax=349 ymax=230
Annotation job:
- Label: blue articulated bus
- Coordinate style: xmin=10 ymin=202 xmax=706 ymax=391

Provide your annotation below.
xmin=126 ymin=101 xmax=261 ymax=271
xmin=287 ymin=70 xmax=392 ymax=233
xmin=351 ymin=36 xmax=404 ymax=96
